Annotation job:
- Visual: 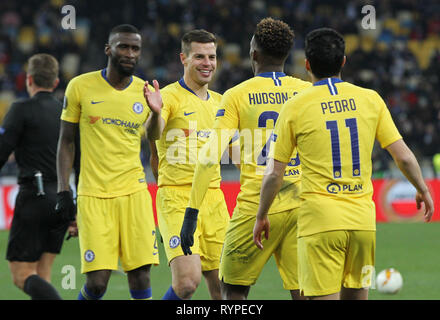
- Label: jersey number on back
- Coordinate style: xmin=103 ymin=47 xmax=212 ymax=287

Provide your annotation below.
xmin=257 ymin=111 xmax=299 ymax=167
xmin=326 ymin=118 xmax=360 ymax=178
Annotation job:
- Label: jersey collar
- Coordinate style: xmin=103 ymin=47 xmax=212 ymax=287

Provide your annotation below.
xmin=313 ymin=77 xmax=344 ymax=95
xmin=178 ymin=78 xmax=210 ymax=100
xmin=101 ymin=68 xmax=133 ymax=90
xmin=256 ymin=71 xmax=286 ymax=78
xmin=256 ymin=72 xmax=286 ymax=86
xmin=313 ymin=77 xmax=344 ymax=86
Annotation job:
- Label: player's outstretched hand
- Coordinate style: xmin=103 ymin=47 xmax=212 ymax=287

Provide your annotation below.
xmin=253 ymin=216 xmax=270 ymax=250
xmin=55 ymin=191 xmax=76 ymax=223
xmin=144 ymin=80 xmax=162 ymax=115
xmin=416 ymin=190 xmax=434 ymax=222
xmin=180 ymin=207 xmax=199 ymax=255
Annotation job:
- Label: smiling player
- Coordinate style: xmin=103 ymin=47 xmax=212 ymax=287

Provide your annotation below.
xmin=145 ymin=29 xmax=230 ymax=300
xmin=180 ymin=18 xmax=311 ymax=300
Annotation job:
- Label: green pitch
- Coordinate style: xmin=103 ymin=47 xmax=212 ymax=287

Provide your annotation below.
xmin=0 ymin=222 xmax=439 ymax=300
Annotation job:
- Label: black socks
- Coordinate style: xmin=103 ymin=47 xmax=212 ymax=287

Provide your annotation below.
xmin=23 ymin=274 xmax=62 ymax=300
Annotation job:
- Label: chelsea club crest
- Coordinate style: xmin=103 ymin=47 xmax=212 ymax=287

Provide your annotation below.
xmin=169 ymin=236 xmax=181 ymax=249
xmin=132 ymin=102 xmax=144 ymax=114
xmin=84 ymin=250 xmax=95 ymax=262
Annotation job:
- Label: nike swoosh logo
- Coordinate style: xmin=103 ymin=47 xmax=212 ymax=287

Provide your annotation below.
xmin=91 ymin=100 xmax=104 ymax=104
xmin=184 ymin=111 xmax=196 ymax=116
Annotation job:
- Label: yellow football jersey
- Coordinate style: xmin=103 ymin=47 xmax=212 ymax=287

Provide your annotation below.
xmin=189 ymin=72 xmax=311 ymax=214
xmin=156 ymin=79 xmax=222 ymax=188
xmin=62 ymin=69 xmax=151 ymax=198
xmin=271 ymin=77 xmax=402 ymax=236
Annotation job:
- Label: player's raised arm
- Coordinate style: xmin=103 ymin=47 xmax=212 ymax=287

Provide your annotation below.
xmin=385 ymin=139 xmax=434 ymax=222
xmin=144 ymin=80 xmax=165 ymax=141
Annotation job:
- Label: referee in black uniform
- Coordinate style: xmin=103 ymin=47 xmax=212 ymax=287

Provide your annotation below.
xmin=0 ymin=54 xmax=74 ymax=299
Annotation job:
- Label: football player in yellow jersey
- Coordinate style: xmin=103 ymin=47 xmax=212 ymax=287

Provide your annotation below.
xmin=145 ymin=30 xmax=230 ymax=300
xmin=56 ymin=24 xmax=160 ymax=300
xmin=180 ymin=18 xmax=311 ymax=300
xmin=255 ymin=28 xmax=434 ymax=300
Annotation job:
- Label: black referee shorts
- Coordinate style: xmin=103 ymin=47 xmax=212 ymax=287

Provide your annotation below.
xmin=6 ymin=182 xmax=69 ymax=262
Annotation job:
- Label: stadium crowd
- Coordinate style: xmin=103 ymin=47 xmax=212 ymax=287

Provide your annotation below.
xmin=0 ymin=0 xmax=439 ymax=176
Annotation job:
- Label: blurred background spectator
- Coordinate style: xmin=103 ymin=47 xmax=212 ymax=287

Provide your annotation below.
xmin=0 ymin=0 xmax=439 ymax=180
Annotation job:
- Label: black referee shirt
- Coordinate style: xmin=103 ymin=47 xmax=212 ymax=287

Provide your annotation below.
xmin=0 ymin=91 xmax=62 ymax=185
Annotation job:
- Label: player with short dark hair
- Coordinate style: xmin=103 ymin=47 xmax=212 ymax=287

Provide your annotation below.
xmin=180 ymin=18 xmax=311 ymax=299
xmin=1 ymin=53 xmax=67 ymax=299
xmin=304 ymin=28 xmax=346 ymax=79
xmin=180 ymin=29 xmax=217 ymax=56
xmin=254 ymin=27 xmax=434 ymax=300
xmin=145 ymin=29 xmax=230 ymax=300
xmin=56 ymin=24 xmax=160 ymax=300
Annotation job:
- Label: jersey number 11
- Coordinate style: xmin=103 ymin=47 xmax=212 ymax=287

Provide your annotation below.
xmin=326 ymin=118 xmax=360 ymax=179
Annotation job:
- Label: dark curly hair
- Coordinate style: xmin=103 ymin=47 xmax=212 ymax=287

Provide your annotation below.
xmin=254 ymin=17 xmax=295 ymax=60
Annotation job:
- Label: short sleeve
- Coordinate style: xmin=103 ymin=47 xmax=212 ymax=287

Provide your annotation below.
xmin=160 ymin=90 xmax=177 ymax=126
xmin=61 ymin=78 xmax=81 ymax=123
xmin=374 ymin=93 xmax=402 ymax=148
xmin=269 ymin=101 xmax=296 ymax=163
xmin=213 ymin=90 xmax=239 ymax=130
